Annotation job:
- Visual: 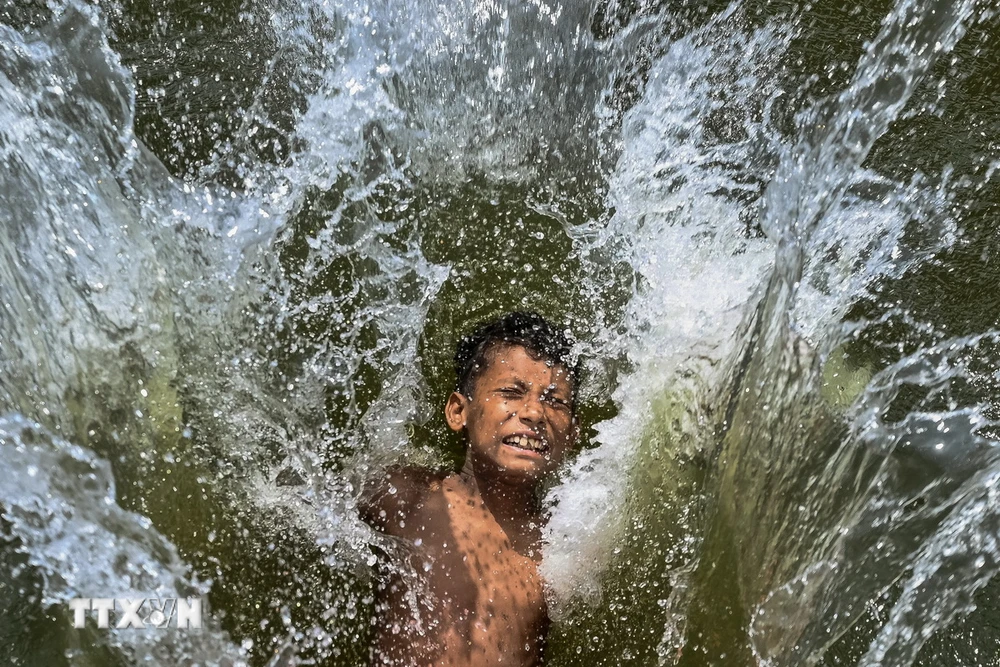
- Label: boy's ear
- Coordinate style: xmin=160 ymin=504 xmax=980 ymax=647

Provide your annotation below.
xmin=444 ymin=391 xmax=469 ymax=432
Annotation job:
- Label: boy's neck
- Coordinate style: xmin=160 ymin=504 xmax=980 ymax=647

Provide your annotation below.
xmin=459 ymin=458 xmax=541 ymax=547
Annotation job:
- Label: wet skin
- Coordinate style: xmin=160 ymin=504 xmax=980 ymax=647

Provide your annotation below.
xmin=360 ymin=344 xmax=577 ymax=666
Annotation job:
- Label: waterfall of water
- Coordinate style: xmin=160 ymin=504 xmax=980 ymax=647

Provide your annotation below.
xmin=1 ymin=0 xmax=999 ymax=664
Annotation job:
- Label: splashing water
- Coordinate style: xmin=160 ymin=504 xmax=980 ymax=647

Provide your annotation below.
xmin=0 ymin=415 xmax=245 ymax=664
xmin=1 ymin=0 xmax=1000 ymax=665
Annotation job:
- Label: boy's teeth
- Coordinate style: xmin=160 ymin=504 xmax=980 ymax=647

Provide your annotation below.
xmin=508 ymin=435 xmax=543 ymax=451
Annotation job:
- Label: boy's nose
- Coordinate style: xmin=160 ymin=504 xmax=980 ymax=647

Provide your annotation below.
xmin=518 ymin=395 xmax=544 ymax=423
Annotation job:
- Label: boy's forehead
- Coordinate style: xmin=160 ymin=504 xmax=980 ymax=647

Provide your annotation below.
xmin=482 ymin=344 xmax=573 ymax=384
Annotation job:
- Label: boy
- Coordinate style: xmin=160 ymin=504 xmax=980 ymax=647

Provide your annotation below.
xmin=360 ymin=312 xmax=579 ymax=666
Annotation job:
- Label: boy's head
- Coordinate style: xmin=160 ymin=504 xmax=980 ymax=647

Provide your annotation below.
xmin=446 ymin=312 xmax=579 ymax=484
xmin=454 ymin=312 xmax=578 ymax=403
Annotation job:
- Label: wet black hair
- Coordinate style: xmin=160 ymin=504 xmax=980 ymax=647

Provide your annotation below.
xmin=454 ymin=312 xmax=578 ymax=402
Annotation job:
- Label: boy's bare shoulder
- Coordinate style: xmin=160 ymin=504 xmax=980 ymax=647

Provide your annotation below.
xmin=358 ymin=465 xmax=448 ymax=533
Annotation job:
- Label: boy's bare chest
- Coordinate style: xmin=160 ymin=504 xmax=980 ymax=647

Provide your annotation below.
xmin=409 ymin=489 xmax=547 ymax=629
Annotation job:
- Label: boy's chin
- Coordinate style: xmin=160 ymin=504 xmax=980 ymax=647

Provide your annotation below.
xmin=500 ymin=463 xmax=546 ymax=479
xmin=492 ymin=457 xmax=555 ymax=484
xmin=468 ymin=445 xmax=557 ymax=484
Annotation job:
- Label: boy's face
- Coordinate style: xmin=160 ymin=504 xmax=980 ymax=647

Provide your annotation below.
xmin=445 ymin=344 xmax=577 ymax=484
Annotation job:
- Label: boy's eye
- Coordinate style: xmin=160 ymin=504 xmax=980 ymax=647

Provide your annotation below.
xmin=543 ymin=395 xmax=570 ymax=409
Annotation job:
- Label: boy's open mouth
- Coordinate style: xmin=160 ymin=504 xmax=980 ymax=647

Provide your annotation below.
xmin=502 ymin=434 xmax=548 ymax=453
